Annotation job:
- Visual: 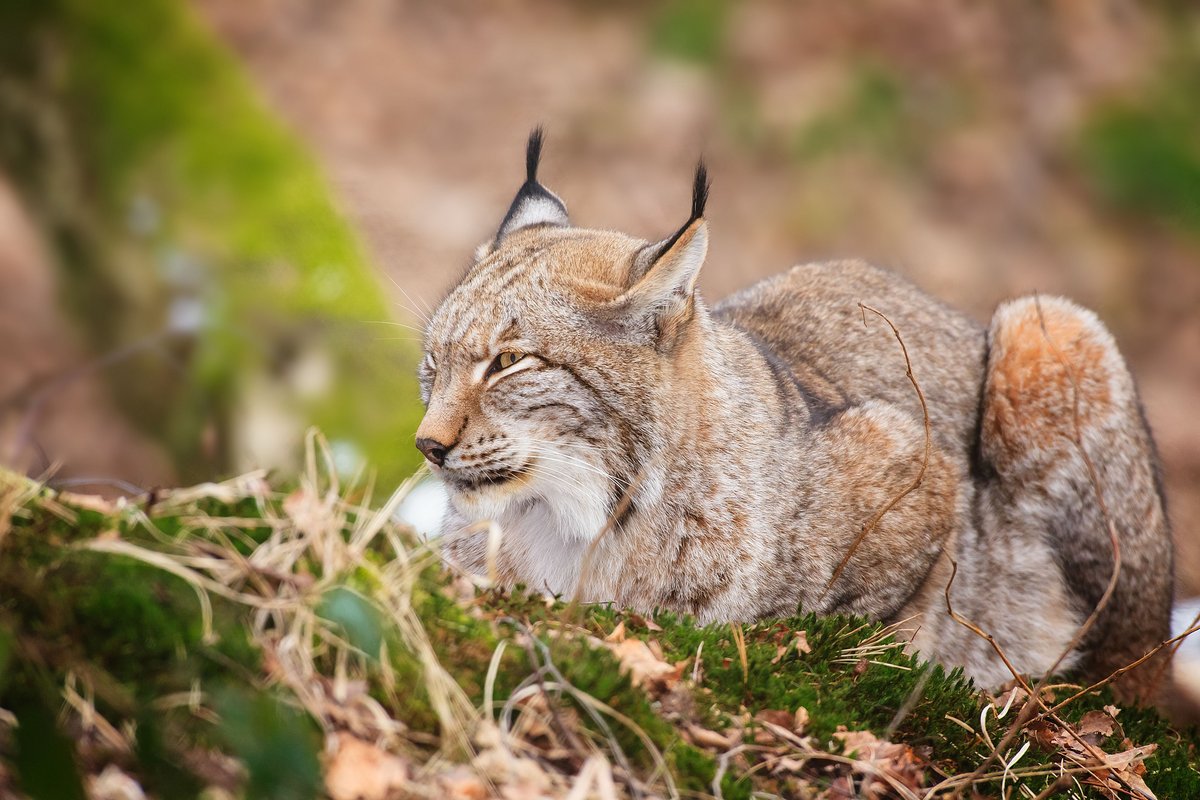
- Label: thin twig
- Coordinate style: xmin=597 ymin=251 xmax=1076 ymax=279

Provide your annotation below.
xmin=1038 ymin=618 xmax=1200 ymax=719
xmin=943 ymin=560 xmax=1034 ymax=697
xmin=822 ymin=304 xmax=932 ymax=598
xmin=1029 ymin=775 xmax=1072 ymax=800
xmin=1154 ymin=604 xmax=1200 ymax=693
xmin=1027 ymin=296 xmax=1123 ymax=687
xmin=943 ymin=559 xmax=1037 ymax=798
xmin=567 ymin=461 xmax=654 ymax=610
xmin=517 ymin=633 xmax=593 ymax=770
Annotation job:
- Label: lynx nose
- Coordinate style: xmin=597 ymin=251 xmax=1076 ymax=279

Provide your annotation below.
xmin=415 ymin=437 xmax=451 ymax=467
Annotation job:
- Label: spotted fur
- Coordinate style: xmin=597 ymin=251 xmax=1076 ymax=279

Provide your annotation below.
xmin=417 ymin=132 xmax=1173 ymax=698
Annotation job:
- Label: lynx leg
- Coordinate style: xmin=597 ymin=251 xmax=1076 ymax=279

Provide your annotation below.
xmin=980 ymin=296 xmax=1173 ymax=701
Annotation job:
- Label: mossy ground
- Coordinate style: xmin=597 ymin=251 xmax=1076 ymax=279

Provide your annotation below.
xmin=1 ymin=465 xmax=1197 ymax=799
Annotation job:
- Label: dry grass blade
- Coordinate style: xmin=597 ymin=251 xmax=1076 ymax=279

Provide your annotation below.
xmin=0 ymin=469 xmax=40 ymax=546
xmin=838 ymin=618 xmax=913 ymax=673
xmin=62 ymin=671 xmax=130 ymax=753
xmin=75 ymin=430 xmax=482 ymax=763
xmin=522 ymin=630 xmax=677 ymax=799
xmin=731 ymin=624 xmax=749 ymax=685
xmin=754 ymin=718 xmax=924 ymax=800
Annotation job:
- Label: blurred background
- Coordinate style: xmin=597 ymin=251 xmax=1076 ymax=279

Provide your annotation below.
xmin=1 ymin=1 xmax=1198 ymax=591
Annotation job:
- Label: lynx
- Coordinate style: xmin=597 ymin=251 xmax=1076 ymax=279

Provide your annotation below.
xmin=416 ymin=131 xmax=1173 ymax=698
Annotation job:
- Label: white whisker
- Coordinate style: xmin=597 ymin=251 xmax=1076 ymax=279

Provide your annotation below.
xmin=524 ymin=437 xmax=617 ymax=457
xmin=365 ymin=319 xmax=427 ymax=335
xmin=519 ymin=435 xmax=621 ymax=462
xmin=520 ymin=446 xmax=630 ymax=490
xmin=385 ymin=274 xmax=433 ymax=323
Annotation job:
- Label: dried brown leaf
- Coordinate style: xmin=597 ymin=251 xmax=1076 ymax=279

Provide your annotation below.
xmin=1098 ymin=742 xmax=1157 ymax=771
xmin=625 ymin=612 xmax=662 ymax=632
xmin=324 ymin=735 xmax=410 ymax=800
xmin=1076 ymin=709 xmax=1120 ymax=745
xmin=1026 ymin=719 xmax=1059 ymax=751
xmin=685 ymin=723 xmax=740 ymax=750
xmin=610 ymin=638 xmax=683 ymax=691
xmin=604 ymin=621 xmax=626 ymax=644
xmin=770 ymin=645 xmax=787 ymax=665
xmin=833 ymin=727 xmax=882 ymax=758
xmin=440 ymin=767 xmax=489 ymax=800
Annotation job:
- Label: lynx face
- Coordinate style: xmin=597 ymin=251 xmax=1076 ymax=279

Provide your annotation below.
xmin=415 ymin=130 xmax=710 ymax=542
xmin=418 ymin=229 xmax=644 ymax=538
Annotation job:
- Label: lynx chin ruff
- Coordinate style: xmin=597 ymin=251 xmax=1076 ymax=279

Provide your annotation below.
xmin=417 ymin=130 xmax=1173 ymax=699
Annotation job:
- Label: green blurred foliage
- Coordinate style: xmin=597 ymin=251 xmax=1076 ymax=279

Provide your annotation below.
xmin=794 ymin=65 xmax=914 ymax=164
xmin=318 ymin=585 xmax=385 ymax=658
xmin=1078 ymin=41 xmax=1200 ymax=236
xmin=650 ymin=0 xmax=729 ymax=66
xmin=9 ymin=690 xmax=88 ymax=800
xmin=0 ymin=0 xmax=425 ymax=487
xmin=791 ymin=62 xmax=972 ymax=172
xmin=0 ymin=490 xmax=266 ymax=794
xmin=216 ymin=688 xmax=322 ymax=800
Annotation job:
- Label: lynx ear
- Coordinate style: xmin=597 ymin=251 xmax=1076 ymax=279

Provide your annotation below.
xmin=492 ymin=127 xmax=569 ymax=247
xmin=607 ymin=162 xmax=710 ymax=334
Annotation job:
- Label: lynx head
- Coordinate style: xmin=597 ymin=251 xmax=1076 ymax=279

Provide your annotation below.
xmin=416 ymin=129 xmax=710 ymax=539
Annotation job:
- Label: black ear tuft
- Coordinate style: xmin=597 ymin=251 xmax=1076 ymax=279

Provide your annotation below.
xmin=526 ymin=126 xmax=545 ymax=184
xmin=691 ymin=160 xmax=710 ymax=222
xmin=492 ymin=126 xmax=569 ymax=246
xmin=639 ymin=159 xmax=710 ymax=267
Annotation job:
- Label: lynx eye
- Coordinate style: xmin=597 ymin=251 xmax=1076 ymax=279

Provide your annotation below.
xmin=487 ymin=350 xmax=526 ymax=378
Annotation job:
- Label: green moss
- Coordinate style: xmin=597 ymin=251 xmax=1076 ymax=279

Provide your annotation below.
xmin=0 ymin=488 xmax=270 ymax=792
xmin=7 ymin=687 xmax=88 ymax=800
xmin=645 ymin=614 xmax=980 ymax=756
xmin=1 ymin=508 xmax=260 ymax=702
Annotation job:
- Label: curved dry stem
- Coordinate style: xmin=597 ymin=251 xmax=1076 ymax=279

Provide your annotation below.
xmin=566 ymin=460 xmax=654 ymax=611
xmin=822 ymin=304 xmax=932 ymax=599
xmin=1028 ymin=296 xmax=1124 ymax=687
